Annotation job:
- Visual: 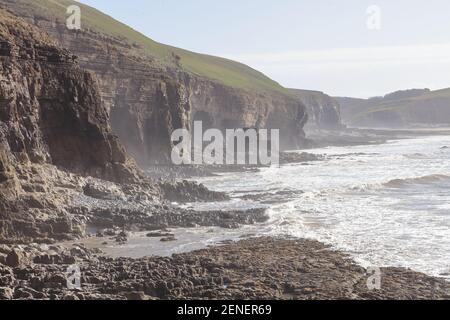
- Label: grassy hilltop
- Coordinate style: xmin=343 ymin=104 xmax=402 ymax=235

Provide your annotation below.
xmin=25 ymin=0 xmax=287 ymax=94
xmin=337 ymin=88 xmax=450 ymax=127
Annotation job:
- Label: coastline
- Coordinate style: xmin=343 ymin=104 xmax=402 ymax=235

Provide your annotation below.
xmin=2 ymin=129 xmax=450 ymax=300
xmin=304 ymin=127 xmax=450 ymax=149
xmin=1 ymin=0 xmax=450 ymax=303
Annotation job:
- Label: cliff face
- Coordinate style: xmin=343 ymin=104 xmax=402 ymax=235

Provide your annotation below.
xmin=0 ymin=8 xmax=147 ymax=241
xmin=38 ymin=20 xmax=193 ymax=164
xmin=188 ymin=78 xmax=307 ymax=150
xmin=1 ymin=0 xmax=308 ymax=165
xmin=289 ymin=89 xmax=342 ymax=131
xmin=0 ymin=10 xmax=138 ymax=183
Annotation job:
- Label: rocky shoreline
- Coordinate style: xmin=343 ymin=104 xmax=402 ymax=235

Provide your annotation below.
xmin=2 ymin=123 xmax=449 ymax=300
xmin=2 ymin=132 xmax=450 ymax=300
xmin=0 ymin=161 xmax=267 ymax=245
xmin=1 ymin=7 xmax=449 ymax=301
xmin=1 ymin=237 xmax=449 ymax=300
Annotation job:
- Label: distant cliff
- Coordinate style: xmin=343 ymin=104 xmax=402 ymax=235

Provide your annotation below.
xmin=1 ymin=0 xmax=308 ymax=165
xmin=337 ymin=88 xmax=450 ymax=128
xmin=289 ymin=89 xmax=343 ymax=131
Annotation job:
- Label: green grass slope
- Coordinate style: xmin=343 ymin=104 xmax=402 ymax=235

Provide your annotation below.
xmin=21 ymin=0 xmax=287 ymax=94
xmin=337 ymin=88 xmax=450 ymax=125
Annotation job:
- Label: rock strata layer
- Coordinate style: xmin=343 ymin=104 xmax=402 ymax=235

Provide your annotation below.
xmin=289 ymin=89 xmax=343 ymax=131
xmin=1 ymin=0 xmax=309 ymax=165
xmin=0 ymin=8 xmax=139 ymax=183
xmin=0 ymin=9 xmax=235 ymax=243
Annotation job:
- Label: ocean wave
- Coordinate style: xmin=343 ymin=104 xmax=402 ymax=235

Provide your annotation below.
xmin=383 ymin=174 xmax=450 ymax=188
xmin=403 ymin=153 xmax=429 ymax=159
xmin=345 ymin=174 xmax=450 ymax=193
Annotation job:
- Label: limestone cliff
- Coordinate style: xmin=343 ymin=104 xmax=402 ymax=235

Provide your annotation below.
xmin=0 ymin=6 xmax=258 ymax=243
xmin=0 ymin=0 xmax=308 ymax=165
xmin=188 ymin=77 xmax=308 ymax=150
xmin=0 ymin=8 xmax=144 ymax=241
xmin=289 ymin=89 xmax=343 ymax=131
xmin=0 ymin=9 xmax=138 ymax=183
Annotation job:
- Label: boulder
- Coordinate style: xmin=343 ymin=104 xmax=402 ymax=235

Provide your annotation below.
xmin=0 ymin=287 xmax=13 ymax=300
xmin=83 ymin=182 xmax=125 ymax=200
xmin=5 ymin=249 xmax=22 ymax=268
xmin=125 ymin=291 xmax=150 ymax=301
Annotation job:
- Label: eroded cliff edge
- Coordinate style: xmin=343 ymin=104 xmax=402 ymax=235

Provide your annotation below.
xmin=289 ymin=89 xmax=343 ymax=131
xmin=0 ymin=3 xmax=269 ymax=245
xmin=0 ymin=8 xmax=143 ymax=241
xmin=1 ymin=0 xmax=308 ymax=165
xmin=0 ymin=10 xmax=139 ymax=183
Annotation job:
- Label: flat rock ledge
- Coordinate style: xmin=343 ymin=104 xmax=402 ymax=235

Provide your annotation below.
xmin=0 ymin=237 xmax=449 ymax=300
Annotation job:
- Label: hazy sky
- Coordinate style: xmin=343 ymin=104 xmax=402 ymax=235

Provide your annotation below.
xmin=77 ymin=0 xmax=450 ymax=98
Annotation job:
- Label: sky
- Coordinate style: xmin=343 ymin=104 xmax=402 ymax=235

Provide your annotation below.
xmin=77 ymin=0 xmax=450 ymax=98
